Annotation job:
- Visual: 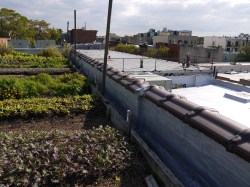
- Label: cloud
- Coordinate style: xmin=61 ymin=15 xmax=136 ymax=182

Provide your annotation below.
xmin=1 ymin=0 xmax=250 ymax=37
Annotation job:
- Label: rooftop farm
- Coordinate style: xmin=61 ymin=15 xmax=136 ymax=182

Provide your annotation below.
xmin=0 ymin=46 xmax=150 ymax=186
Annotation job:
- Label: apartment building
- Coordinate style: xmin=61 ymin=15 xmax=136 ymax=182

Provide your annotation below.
xmin=203 ymin=33 xmax=250 ymax=53
xmin=152 ymin=28 xmax=197 ymax=46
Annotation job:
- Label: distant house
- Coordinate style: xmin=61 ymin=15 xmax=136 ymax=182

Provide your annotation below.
xmin=70 ymin=29 xmax=97 ymax=44
xmin=203 ymin=33 xmax=250 ymax=53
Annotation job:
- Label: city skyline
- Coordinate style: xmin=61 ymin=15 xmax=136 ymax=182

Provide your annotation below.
xmin=1 ymin=0 xmax=250 ymax=37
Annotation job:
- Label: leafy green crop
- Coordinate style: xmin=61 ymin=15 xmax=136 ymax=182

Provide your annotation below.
xmin=0 ymin=73 xmax=91 ymax=100
xmin=0 ymin=51 xmax=68 ymax=68
xmin=0 ymin=126 xmax=132 ymax=186
xmin=0 ymin=95 xmax=94 ymax=119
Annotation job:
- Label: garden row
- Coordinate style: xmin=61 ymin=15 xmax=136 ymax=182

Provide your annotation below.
xmin=0 ymin=46 xmax=70 ymax=68
xmin=0 ymin=73 xmax=90 ymax=100
xmin=0 ymin=95 xmax=94 ymax=119
xmin=0 ymin=47 xmax=151 ymax=186
xmin=0 ymin=125 xmax=134 ymax=186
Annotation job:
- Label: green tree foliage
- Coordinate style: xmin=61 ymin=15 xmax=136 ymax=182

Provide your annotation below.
xmin=0 ymin=8 xmax=32 ymax=39
xmin=112 ymin=44 xmax=140 ymax=54
xmin=48 ymin=28 xmax=62 ymax=44
xmin=235 ymin=46 xmax=250 ymax=62
xmin=0 ymin=8 xmax=61 ymax=43
xmin=145 ymin=46 xmax=169 ymax=59
xmin=29 ymin=20 xmax=50 ymax=40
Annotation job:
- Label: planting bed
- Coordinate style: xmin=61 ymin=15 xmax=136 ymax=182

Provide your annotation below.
xmin=0 ymin=54 xmax=68 ymax=68
xmin=0 ymin=68 xmax=72 ymax=75
xmin=0 ymin=50 xmax=152 ymax=186
xmin=0 ymin=104 xmax=151 ymax=187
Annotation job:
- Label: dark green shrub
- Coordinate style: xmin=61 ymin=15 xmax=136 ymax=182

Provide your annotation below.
xmin=39 ymin=46 xmax=63 ymax=58
xmin=235 ymin=46 xmax=250 ymax=62
xmin=61 ymin=44 xmax=71 ymax=58
xmin=22 ymin=81 xmax=45 ymax=97
xmin=0 ymin=44 xmax=13 ymax=56
xmin=30 ymin=73 xmax=54 ymax=85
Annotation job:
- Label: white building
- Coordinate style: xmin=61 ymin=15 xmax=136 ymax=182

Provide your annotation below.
xmin=153 ymin=35 xmax=198 ymax=46
xmin=203 ymin=34 xmax=250 ymax=53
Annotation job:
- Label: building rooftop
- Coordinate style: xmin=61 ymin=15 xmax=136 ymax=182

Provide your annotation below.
xmin=78 ymin=49 xmax=249 ymax=128
xmin=172 ymin=84 xmax=249 ymax=128
xmin=78 ymin=49 xmax=211 ymax=73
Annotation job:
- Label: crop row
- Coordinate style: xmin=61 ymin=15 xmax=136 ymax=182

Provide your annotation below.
xmin=0 ymin=125 xmax=132 ymax=186
xmin=0 ymin=54 xmax=68 ymax=68
xmin=0 ymin=95 xmax=94 ymax=119
xmin=0 ymin=73 xmax=91 ymax=100
xmin=0 ymin=68 xmax=72 ymax=75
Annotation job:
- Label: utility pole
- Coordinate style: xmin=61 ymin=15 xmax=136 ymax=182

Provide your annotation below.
xmin=74 ymin=10 xmax=77 ymax=64
xmin=66 ymin=21 xmax=69 ymax=43
xmin=101 ymin=0 xmax=113 ymax=95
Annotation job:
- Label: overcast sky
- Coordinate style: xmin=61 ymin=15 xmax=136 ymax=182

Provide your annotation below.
xmin=1 ymin=0 xmax=250 ymax=37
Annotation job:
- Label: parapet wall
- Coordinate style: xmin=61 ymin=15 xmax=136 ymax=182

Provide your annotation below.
xmin=71 ymin=51 xmax=250 ymax=187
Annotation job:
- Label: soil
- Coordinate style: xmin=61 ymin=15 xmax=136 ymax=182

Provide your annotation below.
xmin=0 ymin=105 xmax=152 ymax=187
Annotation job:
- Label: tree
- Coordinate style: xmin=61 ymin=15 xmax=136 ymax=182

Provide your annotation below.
xmin=235 ymin=46 xmax=250 ymax=62
xmin=0 ymin=8 xmax=32 ymax=39
xmin=113 ymin=44 xmax=139 ymax=54
xmin=29 ymin=20 xmax=50 ymax=40
xmin=0 ymin=8 xmax=61 ymax=43
xmin=48 ymin=28 xmax=62 ymax=44
xmin=145 ymin=46 xmax=169 ymax=59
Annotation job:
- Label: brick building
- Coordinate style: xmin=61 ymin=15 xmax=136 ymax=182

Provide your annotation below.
xmin=70 ymin=29 xmax=97 ymax=44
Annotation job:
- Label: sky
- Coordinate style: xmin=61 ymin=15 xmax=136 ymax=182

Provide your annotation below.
xmin=1 ymin=0 xmax=250 ymax=37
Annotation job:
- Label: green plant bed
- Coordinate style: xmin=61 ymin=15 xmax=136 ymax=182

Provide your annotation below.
xmin=0 ymin=54 xmax=68 ymax=68
xmin=0 ymin=68 xmax=72 ymax=75
xmin=0 ymin=73 xmax=91 ymax=100
xmin=0 ymin=50 xmax=68 ymax=68
xmin=0 ymin=95 xmax=94 ymax=120
xmin=0 ymin=126 xmax=133 ymax=186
